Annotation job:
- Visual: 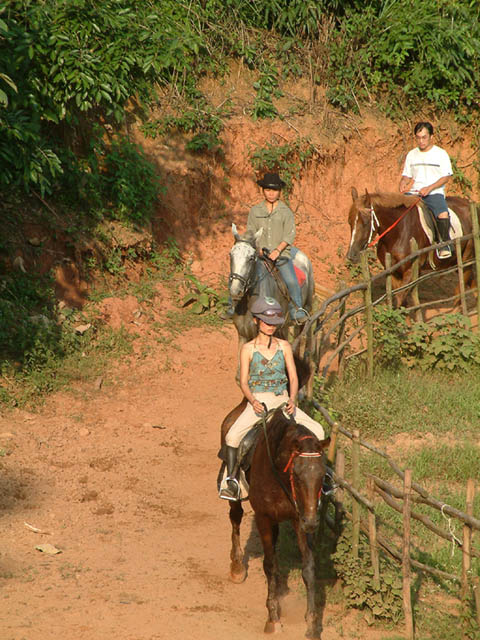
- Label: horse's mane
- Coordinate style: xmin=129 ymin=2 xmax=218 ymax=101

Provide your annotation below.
xmin=369 ymin=192 xmax=418 ymax=210
xmin=266 ymin=411 xmax=312 ymax=457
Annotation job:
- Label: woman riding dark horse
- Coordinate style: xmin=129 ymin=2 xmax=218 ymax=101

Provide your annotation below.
xmin=219 ymin=296 xmax=330 ymax=637
xmin=219 ymin=296 xmax=325 ymax=501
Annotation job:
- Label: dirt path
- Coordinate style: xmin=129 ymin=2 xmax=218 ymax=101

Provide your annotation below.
xmin=0 ymin=324 xmax=386 ymax=640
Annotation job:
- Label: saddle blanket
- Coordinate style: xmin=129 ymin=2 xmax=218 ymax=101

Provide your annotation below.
xmin=294 ymin=265 xmax=306 ymax=287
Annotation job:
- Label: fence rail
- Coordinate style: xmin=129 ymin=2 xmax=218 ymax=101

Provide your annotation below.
xmin=316 ymin=400 xmax=480 ymax=637
xmin=294 ymin=202 xmax=480 ymax=384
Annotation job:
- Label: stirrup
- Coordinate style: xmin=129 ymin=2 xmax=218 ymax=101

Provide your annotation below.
xmin=436 ymin=246 xmax=452 ymax=260
xmin=293 ymin=307 xmax=309 ymax=325
xmin=219 ymin=477 xmax=240 ymax=501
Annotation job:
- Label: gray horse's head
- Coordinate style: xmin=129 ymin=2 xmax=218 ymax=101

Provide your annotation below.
xmin=229 ymin=223 xmax=262 ymax=302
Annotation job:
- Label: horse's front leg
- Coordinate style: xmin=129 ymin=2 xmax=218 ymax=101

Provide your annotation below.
xmin=229 ymin=500 xmax=246 ymax=583
xmin=294 ymin=522 xmax=320 ymax=639
xmin=256 ymin=514 xmax=282 ymax=633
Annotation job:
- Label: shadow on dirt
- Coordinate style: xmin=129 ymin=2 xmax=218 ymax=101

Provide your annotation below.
xmin=240 ymin=511 xmax=338 ymax=633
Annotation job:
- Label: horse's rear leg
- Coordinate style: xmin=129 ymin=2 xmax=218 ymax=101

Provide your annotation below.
xmin=256 ymin=514 xmax=282 ymax=633
xmin=293 ymin=522 xmax=320 ymax=639
xmin=229 ymin=500 xmax=246 ymax=583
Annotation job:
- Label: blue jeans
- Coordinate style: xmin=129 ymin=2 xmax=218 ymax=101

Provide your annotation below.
xmin=256 ymin=258 xmax=304 ymax=313
xmin=420 ymin=194 xmax=449 ymax=218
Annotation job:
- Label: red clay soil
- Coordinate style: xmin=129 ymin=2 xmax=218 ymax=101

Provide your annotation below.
xmin=0 ymin=324 xmax=395 ymax=640
xmin=3 ymin=103 xmax=475 ymax=639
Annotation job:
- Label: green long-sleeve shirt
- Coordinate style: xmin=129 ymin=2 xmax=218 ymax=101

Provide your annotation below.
xmin=246 ymin=200 xmax=296 ymax=258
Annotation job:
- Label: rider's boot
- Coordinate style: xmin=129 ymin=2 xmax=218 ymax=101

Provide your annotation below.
xmin=219 ymin=446 xmax=240 ymax=501
xmin=437 ymin=218 xmax=452 ymax=259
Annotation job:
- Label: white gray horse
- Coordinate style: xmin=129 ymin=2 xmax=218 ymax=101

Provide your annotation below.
xmin=228 ymin=223 xmax=314 ymax=356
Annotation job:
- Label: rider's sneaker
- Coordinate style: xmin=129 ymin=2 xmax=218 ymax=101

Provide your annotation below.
xmin=219 ymin=477 xmax=240 ymax=501
xmin=437 ymin=246 xmax=452 ymax=259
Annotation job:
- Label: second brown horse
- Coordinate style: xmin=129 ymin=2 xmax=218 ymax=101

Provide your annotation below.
xmin=346 ymin=188 xmax=475 ymax=306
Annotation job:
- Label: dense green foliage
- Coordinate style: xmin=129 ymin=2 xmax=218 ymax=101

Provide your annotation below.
xmin=2 ymin=0 xmax=480 ymax=195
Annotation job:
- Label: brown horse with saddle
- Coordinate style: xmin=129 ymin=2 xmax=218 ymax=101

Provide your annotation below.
xmin=346 ymin=188 xmax=475 ymax=306
xmin=218 ymin=347 xmax=330 ymax=638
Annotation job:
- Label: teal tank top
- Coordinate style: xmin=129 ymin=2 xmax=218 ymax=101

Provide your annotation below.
xmin=248 ymin=346 xmax=288 ymax=395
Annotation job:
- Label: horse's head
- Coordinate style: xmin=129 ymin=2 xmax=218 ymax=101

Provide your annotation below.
xmin=229 ymin=223 xmax=262 ymax=302
xmin=347 ymin=187 xmax=373 ymax=263
xmin=287 ymin=428 xmax=330 ymax=533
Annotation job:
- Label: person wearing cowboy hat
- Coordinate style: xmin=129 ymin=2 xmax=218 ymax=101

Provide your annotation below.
xmin=245 ymin=172 xmax=307 ymax=322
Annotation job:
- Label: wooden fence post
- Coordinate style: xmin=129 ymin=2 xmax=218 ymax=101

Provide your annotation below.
xmin=334 ymin=449 xmax=345 ymax=536
xmin=352 ymin=429 xmax=360 ymax=558
xmin=336 ymin=286 xmax=347 ymax=377
xmin=402 ymin=469 xmax=414 ymax=639
xmin=462 ymin=478 xmax=475 ymax=600
xmin=473 ymin=576 xmax=480 ymax=627
xmin=385 ymin=252 xmax=393 ymax=309
xmin=409 ymin=238 xmax=422 ymax=323
xmin=360 ymin=252 xmax=374 ymax=377
xmin=455 ymin=237 xmax=468 ymax=316
xmin=470 ymin=202 xmax=480 ymax=329
xmin=367 ymin=476 xmax=380 ymax=589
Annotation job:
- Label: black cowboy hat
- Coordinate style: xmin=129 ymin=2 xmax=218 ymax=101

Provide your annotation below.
xmin=256 ymin=172 xmax=286 ymax=190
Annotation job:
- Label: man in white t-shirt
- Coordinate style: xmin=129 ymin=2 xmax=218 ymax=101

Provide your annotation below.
xmin=399 ymin=121 xmax=453 ymax=259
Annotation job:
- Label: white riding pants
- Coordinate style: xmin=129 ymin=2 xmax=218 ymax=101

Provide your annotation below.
xmin=225 ymin=391 xmax=325 ymax=448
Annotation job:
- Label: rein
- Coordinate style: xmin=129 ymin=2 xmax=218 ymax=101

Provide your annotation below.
xmin=368 ymin=196 xmax=422 ymax=248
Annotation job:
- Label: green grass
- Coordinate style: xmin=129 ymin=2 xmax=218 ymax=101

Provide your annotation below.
xmin=320 ymin=362 xmax=480 ymax=634
xmin=325 ymin=367 xmax=480 ymax=440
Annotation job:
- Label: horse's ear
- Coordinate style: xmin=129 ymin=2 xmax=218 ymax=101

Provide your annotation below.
xmin=232 ymin=222 xmax=241 ymax=241
xmin=351 ymin=187 xmax=359 ymax=202
xmin=254 ymin=227 xmax=263 ymax=242
xmin=364 ymin=189 xmax=371 ymax=206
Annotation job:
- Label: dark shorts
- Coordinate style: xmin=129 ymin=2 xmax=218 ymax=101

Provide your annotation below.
xmin=420 ymin=194 xmax=449 ymax=218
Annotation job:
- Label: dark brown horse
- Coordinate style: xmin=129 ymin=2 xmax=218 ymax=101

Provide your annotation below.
xmin=346 ymin=188 xmax=475 ymax=305
xmin=220 ymin=401 xmax=330 ymax=638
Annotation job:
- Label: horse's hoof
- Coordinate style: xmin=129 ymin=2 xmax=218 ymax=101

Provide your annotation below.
xmin=229 ymin=566 xmax=247 ymax=583
xmin=264 ymin=620 xmax=283 ymax=634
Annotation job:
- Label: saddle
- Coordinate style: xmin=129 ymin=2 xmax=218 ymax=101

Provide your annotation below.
xmin=261 ymin=246 xmax=307 ymax=287
xmin=417 ymin=201 xmax=462 ymax=245
xmin=217 ymin=424 xmax=262 ymax=500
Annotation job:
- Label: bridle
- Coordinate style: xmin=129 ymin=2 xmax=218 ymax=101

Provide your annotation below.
xmin=229 ymin=240 xmax=257 ymax=296
xmin=283 ymin=435 xmax=323 ymax=507
xmin=367 ymin=204 xmax=380 ymax=246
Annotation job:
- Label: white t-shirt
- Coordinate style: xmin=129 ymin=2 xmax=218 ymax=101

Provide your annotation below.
xmin=402 ymin=145 xmax=452 ymax=195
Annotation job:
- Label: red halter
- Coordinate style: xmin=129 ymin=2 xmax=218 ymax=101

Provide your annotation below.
xmin=283 ymin=435 xmax=323 ymax=504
